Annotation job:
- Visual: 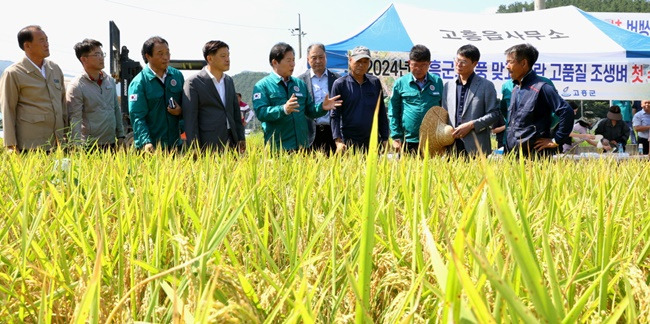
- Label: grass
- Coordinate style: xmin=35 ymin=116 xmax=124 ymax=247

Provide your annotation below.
xmin=0 ymin=132 xmax=649 ymax=323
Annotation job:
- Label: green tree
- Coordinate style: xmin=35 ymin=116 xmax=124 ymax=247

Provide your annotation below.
xmin=232 ymin=71 xmax=269 ymax=105
xmin=498 ymin=0 xmax=650 ymax=12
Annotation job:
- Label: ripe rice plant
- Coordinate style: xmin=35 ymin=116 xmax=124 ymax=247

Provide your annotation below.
xmin=0 ymin=135 xmax=649 ymax=323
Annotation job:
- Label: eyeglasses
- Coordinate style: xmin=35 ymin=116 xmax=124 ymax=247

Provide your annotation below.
xmin=87 ymin=52 xmax=106 ymax=58
xmin=454 ymin=59 xmax=470 ymax=67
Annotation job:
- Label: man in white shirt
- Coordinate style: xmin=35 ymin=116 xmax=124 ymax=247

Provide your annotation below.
xmin=298 ymin=43 xmax=340 ymax=154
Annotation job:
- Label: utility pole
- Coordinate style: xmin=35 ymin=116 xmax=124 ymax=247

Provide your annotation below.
xmin=534 ymin=0 xmax=545 ymax=10
xmin=290 ymin=14 xmax=306 ymax=59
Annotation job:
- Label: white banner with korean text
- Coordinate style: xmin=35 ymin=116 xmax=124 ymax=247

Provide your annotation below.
xmin=364 ymin=51 xmax=650 ymax=101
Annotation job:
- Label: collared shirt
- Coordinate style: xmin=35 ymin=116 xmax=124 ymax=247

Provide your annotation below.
xmin=88 ymin=71 xmax=104 ymax=87
xmin=67 ymin=71 xmax=125 ymax=145
xmin=310 ymin=69 xmax=331 ymax=125
xmin=413 ymin=74 xmax=427 ymax=90
xmin=26 ymin=57 xmax=47 ymax=78
xmin=506 ymin=70 xmax=573 ymax=154
xmin=148 ymin=63 xmax=167 ymax=83
xmin=206 ymin=66 xmax=230 ymax=129
xmin=251 ymin=73 xmax=326 ymax=150
xmin=455 ymin=72 xmax=475 ymax=127
xmin=633 ymin=110 xmax=650 ymax=139
xmin=330 ymin=74 xmax=389 ymax=144
xmin=128 ymin=65 xmax=184 ymax=149
xmin=389 ymin=72 xmax=443 ymax=143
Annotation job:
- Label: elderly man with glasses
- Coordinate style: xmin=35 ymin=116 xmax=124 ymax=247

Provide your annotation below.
xmin=66 ymin=38 xmax=125 ymax=150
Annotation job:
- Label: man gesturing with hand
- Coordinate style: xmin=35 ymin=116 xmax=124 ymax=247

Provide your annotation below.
xmin=253 ymin=42 xmax=341 ymax=151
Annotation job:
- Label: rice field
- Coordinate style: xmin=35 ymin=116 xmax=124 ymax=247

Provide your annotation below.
xmin=0 ymin=132 xmax=649 ymax=323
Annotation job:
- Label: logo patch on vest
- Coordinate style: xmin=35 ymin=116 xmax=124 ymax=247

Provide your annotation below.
xmin=253 ymin=93 xmax=261 ymax=100
xmin=129 ymin=94 xmax=138 ymax=102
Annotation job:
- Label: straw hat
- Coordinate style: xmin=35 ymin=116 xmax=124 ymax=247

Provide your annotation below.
xmin=419 ymin=106 xmax=455 ymax=156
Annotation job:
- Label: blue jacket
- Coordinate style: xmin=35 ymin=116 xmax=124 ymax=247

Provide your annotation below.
xmin=505 ymin=71 xmax=573 ymax=154
xmin=330 ymin=74 xmax=389 ymax=145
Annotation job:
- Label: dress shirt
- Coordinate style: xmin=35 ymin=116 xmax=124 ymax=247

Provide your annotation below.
xmin=633 ymin=110 xmax=650 ymax=139
xmin=310 ymin=70 xmax=331 ymax=125
xmin=27 ymin=57 xmax=47 ymax=78
xmin=455 ymin=73 xmax=475 ymax=127
xmin=207 ymin=67 xmax=229 ymax=129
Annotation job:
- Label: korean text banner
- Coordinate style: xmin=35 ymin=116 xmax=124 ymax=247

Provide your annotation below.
xmin=363 ymin=51 xmax=650 ymax=101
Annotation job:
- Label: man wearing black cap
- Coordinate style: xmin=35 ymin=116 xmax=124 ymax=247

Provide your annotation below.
xmin=330 ymin=46 xmax=389 ymax=153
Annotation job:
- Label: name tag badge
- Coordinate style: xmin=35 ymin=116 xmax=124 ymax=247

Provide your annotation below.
xmin=294 ymin=93 xmax=304 ymax=97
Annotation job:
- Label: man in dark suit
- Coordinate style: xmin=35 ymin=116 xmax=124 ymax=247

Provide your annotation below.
xmin=442 ymin=44 xmax=500 ymax=155
xmin=298 ymin=43 xmax=340 ymax=154
xmin=182 ymin=40 xmax=246 ymax=152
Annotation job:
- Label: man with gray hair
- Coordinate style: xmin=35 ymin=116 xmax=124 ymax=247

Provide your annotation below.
xmin=298 ymin=43 xmax=340 ymax=154
xmin=1 ymin=25 xmax=67 ymax=152
xmin=504 ymin=43 xmax=573 ymax=157
xmin=330 ymin=46 xmax=389 ymax=153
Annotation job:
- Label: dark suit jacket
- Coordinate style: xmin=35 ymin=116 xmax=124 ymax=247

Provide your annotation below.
xmin=442 ymin=75 xmax=500 ymax=155
xmin=182 ymin=69 xmax=245 ymax=149
xmin=298 ymin=69 xmax=340 ymax=144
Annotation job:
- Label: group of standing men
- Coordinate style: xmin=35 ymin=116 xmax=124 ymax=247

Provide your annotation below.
xmin=1 ymin=24 xmax=574 ymax=158
xmin=256 ymin=41 xmax=573 ymax=157
xmin=0 ymin=25 xmax=247 ymax=153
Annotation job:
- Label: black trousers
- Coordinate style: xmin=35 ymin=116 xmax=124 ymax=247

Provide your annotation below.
xmin=311 ymin=124 xmax=336 ymax=155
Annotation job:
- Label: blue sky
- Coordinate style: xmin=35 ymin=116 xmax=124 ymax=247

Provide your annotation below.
xmin=0 ymin=0 xmax=518 ymax=76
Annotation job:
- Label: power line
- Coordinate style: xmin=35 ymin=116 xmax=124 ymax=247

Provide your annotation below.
xmin=103 ymin=0 xmax=287 ymax=31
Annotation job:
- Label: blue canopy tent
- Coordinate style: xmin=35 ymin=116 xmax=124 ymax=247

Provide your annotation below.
xmin=316 ymin=3 xmax=650 ymax=99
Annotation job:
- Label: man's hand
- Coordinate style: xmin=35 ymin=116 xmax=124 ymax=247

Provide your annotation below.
xmin=284 ymin=94 xmax=300 ymax=114
xmin=143 ymin=143 xmax=154 ymax=153
xmin=452 ymin=121 xmax=474 ymax=139
xmin=167 ymin=99 xmax=182 ymax=116
xmin=534 ymin=138 xmax=558 ymax=151
xmin=335 ymin=139 xmax=347 ymax=154
xmin=322 ymin=94 xmax=342 ymax=111
xmin=392 ymin=139 xmax=402 ymax=151
xmin=238 ymin=140 xmax=246 ymax=154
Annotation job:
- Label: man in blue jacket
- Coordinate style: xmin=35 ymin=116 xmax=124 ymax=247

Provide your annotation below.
xmin=331 ymin=46 xmax=389 ymax=153
xmin=128 ymin=36 xmax=183 ymax=152
xmin=252 ymin=42 xmax=341 ymax=151
xmin=504 ymin=43 xmax=573 ymax=157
